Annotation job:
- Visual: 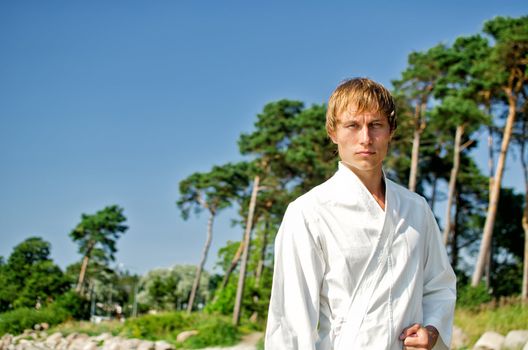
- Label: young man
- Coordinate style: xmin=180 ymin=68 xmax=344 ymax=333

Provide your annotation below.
xmin=265 ymin=78 xmax=456 ymax=350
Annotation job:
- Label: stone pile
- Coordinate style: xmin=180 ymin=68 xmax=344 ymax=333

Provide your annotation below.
xmin=451 ymin=327 xmax=528 ymax=350
xmin=472 ymin=330 xmax=528 ymax=350
xmin=0 ymin=331 xmax=174 ymax=350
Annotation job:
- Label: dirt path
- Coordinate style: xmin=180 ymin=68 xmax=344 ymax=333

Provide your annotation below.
xmin=200 ymin=332 xmax=263 ymax=350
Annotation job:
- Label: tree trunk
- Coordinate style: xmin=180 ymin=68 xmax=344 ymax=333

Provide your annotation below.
xmin=187 ymin=211 xmax=215 ymax=313
xmin=488 ymin=124 xmax=495 ymax=197
xmin=484 ymin=124 xmax=496 ymax=286
xmin=430 ymin=174 xmax=438 ymax=212
xmin=249 ymin=220 xmax=271 ymax=323
xmin=451 ymin=189 xmax=460 ymax=269
xmin=471 ymin=92 xmax=517 ymax=286
xmin=76 ymin=254 xmax=90 ymax=293
xmin=221 ymin=240 xmax=244 ymax=289
xmin=522 ymin=188 xmax=528 ymax=300
xmin=443 ymin=125 xmax=464 ymax=246
xmin=520 ymin=118 xmax=528 ymax=300
xmin=255 ymin=222 xmax=269 ymax=286
xmin=233 ymin=175 xmax=260 ymax=326
xmin=408 ymin=103 xmax=422 ymax=192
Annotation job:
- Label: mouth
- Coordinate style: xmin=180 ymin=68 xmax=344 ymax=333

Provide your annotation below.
xmin=356 ymin=151 xmax=375 ymax=155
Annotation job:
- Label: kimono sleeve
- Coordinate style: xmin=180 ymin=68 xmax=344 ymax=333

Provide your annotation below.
xmin=265 ymin=202 xmax=326 ymax=350
xmin=421 ymin=198 xmax=457 ymax=350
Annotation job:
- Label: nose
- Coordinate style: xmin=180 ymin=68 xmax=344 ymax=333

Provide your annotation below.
xmin=359 ymin=125 xmax=372 ymax=144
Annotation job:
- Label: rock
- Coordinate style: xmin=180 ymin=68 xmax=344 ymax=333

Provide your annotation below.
xmin=0 ymin=334 xmax=14 ymax=350
xmin=121 ymin=339 xmax=142 ymax=349
xmin=504 ymin=330 xmax=528 ymax=350
xmin=66 ymin=333 xmax=90 ymax=350
xmin=101 ymin=337 xmax=123 ymax=350
xmin=94 ymin=333 xmax=112 ymax=342
xmin=45 ymin=332 xmax=63 ymax=348
xmin=101 ymin=341 xmax=121 ymax=350
xmin=451 ymin=326 xmax=469 ymax=349
xmin=69 ymin=336 xmax=91 ymax=350
xmin=176 ymin=330 xmax=198 ymax=343
xmin=11 ymin=336 xmax=22 ymax=345
xmin=64 ymin=333 xmax=78 ymax=345
xmin=154 ymin=340 xmax=174 ymax=350
xmin=137 ymin=341 xmax=155 ymax=350
xmin=81 ymin=342 xmax=98 ymax=350
xmin=16 ymin=339 xmax=42 ymax=350
xmin=473 ymin=331 xmax=505 ymax=350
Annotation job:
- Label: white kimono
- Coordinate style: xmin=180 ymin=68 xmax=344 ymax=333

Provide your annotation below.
xmin=265 ymin=163 xmax=456 ymax=350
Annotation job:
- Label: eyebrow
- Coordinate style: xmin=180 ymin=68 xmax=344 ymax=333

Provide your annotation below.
xmin=340 ymin=116 xmax=386 ymax=124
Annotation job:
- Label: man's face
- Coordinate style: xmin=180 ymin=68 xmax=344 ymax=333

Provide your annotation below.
xmin=330 ymin=109 xmax=393 ymax=177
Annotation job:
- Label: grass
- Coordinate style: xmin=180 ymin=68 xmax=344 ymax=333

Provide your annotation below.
xmin=454 ymin=298 xmax=528 ymax=348
xmin=52 ymin=320 xmax=125 ymax=337
xmin=48 ymin=311 xmax=243 ymax=349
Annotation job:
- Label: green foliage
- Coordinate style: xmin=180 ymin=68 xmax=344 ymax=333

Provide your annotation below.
xmin=0 ymin=289 xmax=92 ymax=336
xmin=54 ymin=291 xmax=91 ymax=320
xmin=0 ymin=237 xmax=68 ymax=312
xmin=204 ymin=280 xmax=237 ymax=315
xmin=178 ymin=162 xmax=251 ymax=220
xmin=482 ymin=16 xmax=528 ymax=89
xmin=69 ymin=205 xmax=128 ymax=293
xmin=0 ymin=304 xmax=70 ymax=336
xmin=215 ymin=240 xmax=241 ymax=275
xmin=124 ymin=312 xmax=189 ymax=340
xmin=137 ymin=265 xmax=209 ymax=312
xmin=455 ymin=299 xmax=528 ymax=347
xmin=47 ymin=312 xmax=241 ymax=349
xmin=456 ymin=282 xmax=492 ymax=310
xmin=70 ymin=205 xmax=128 ymax=266
xmin=122 ymin=312 xmax=240 ymax=348
xmin=181 ymin=316 xmax=239 ymax=348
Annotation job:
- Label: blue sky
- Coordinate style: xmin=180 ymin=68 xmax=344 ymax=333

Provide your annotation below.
xmin=1 ymin=1 xmax=526 ymax=275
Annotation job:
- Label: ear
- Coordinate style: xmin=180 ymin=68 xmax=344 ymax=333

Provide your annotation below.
xmin=389 ymin=128 xmax=396 ymax=140
xmin=328 ymin=130 xmax=338 ymax=144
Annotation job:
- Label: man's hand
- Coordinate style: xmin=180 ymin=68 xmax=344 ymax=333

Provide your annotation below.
xmin=399 ymin=323 xmax=439 ymax=350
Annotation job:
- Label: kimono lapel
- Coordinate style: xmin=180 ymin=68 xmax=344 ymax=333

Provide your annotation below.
xmin=333 ymin=170 xmax=402 ymax=350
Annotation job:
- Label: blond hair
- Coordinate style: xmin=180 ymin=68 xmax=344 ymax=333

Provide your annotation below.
xmin=326 ymin=77 xmax=397 ymax=136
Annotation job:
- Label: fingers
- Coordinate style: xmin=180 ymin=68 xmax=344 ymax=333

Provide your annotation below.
xmin=399 ymin=323 xmax=421 ymax=340
xmin=402 ymin=326 xmax=431 ymax=349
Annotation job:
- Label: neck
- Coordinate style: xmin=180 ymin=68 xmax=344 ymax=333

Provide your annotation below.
xmin=341 ymin=162 xmax=386 ymax=209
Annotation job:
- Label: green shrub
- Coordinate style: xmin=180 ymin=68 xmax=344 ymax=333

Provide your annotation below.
xmin=456 ymin=282 xmax=492 ymax=310
xmin=0 ymin=305 xmax=69 ymax=335
xmin=54 ymin=291 xmax=90 ymax=320
xmin=204 ymin=283 xmax=237 ymax=315
xmin=181 ymin=316 xmax=239 ymax=349
xmin=0 ymin=291 xmax=91 ymax=336
xmin=121 ymin=312 xmax=241 ymax=348
xmin=123 ymin=312 xmax=190 ymax=340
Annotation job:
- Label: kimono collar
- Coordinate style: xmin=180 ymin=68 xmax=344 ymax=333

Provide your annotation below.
xmin=333 ymin=162 xmax=388 ymax=213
